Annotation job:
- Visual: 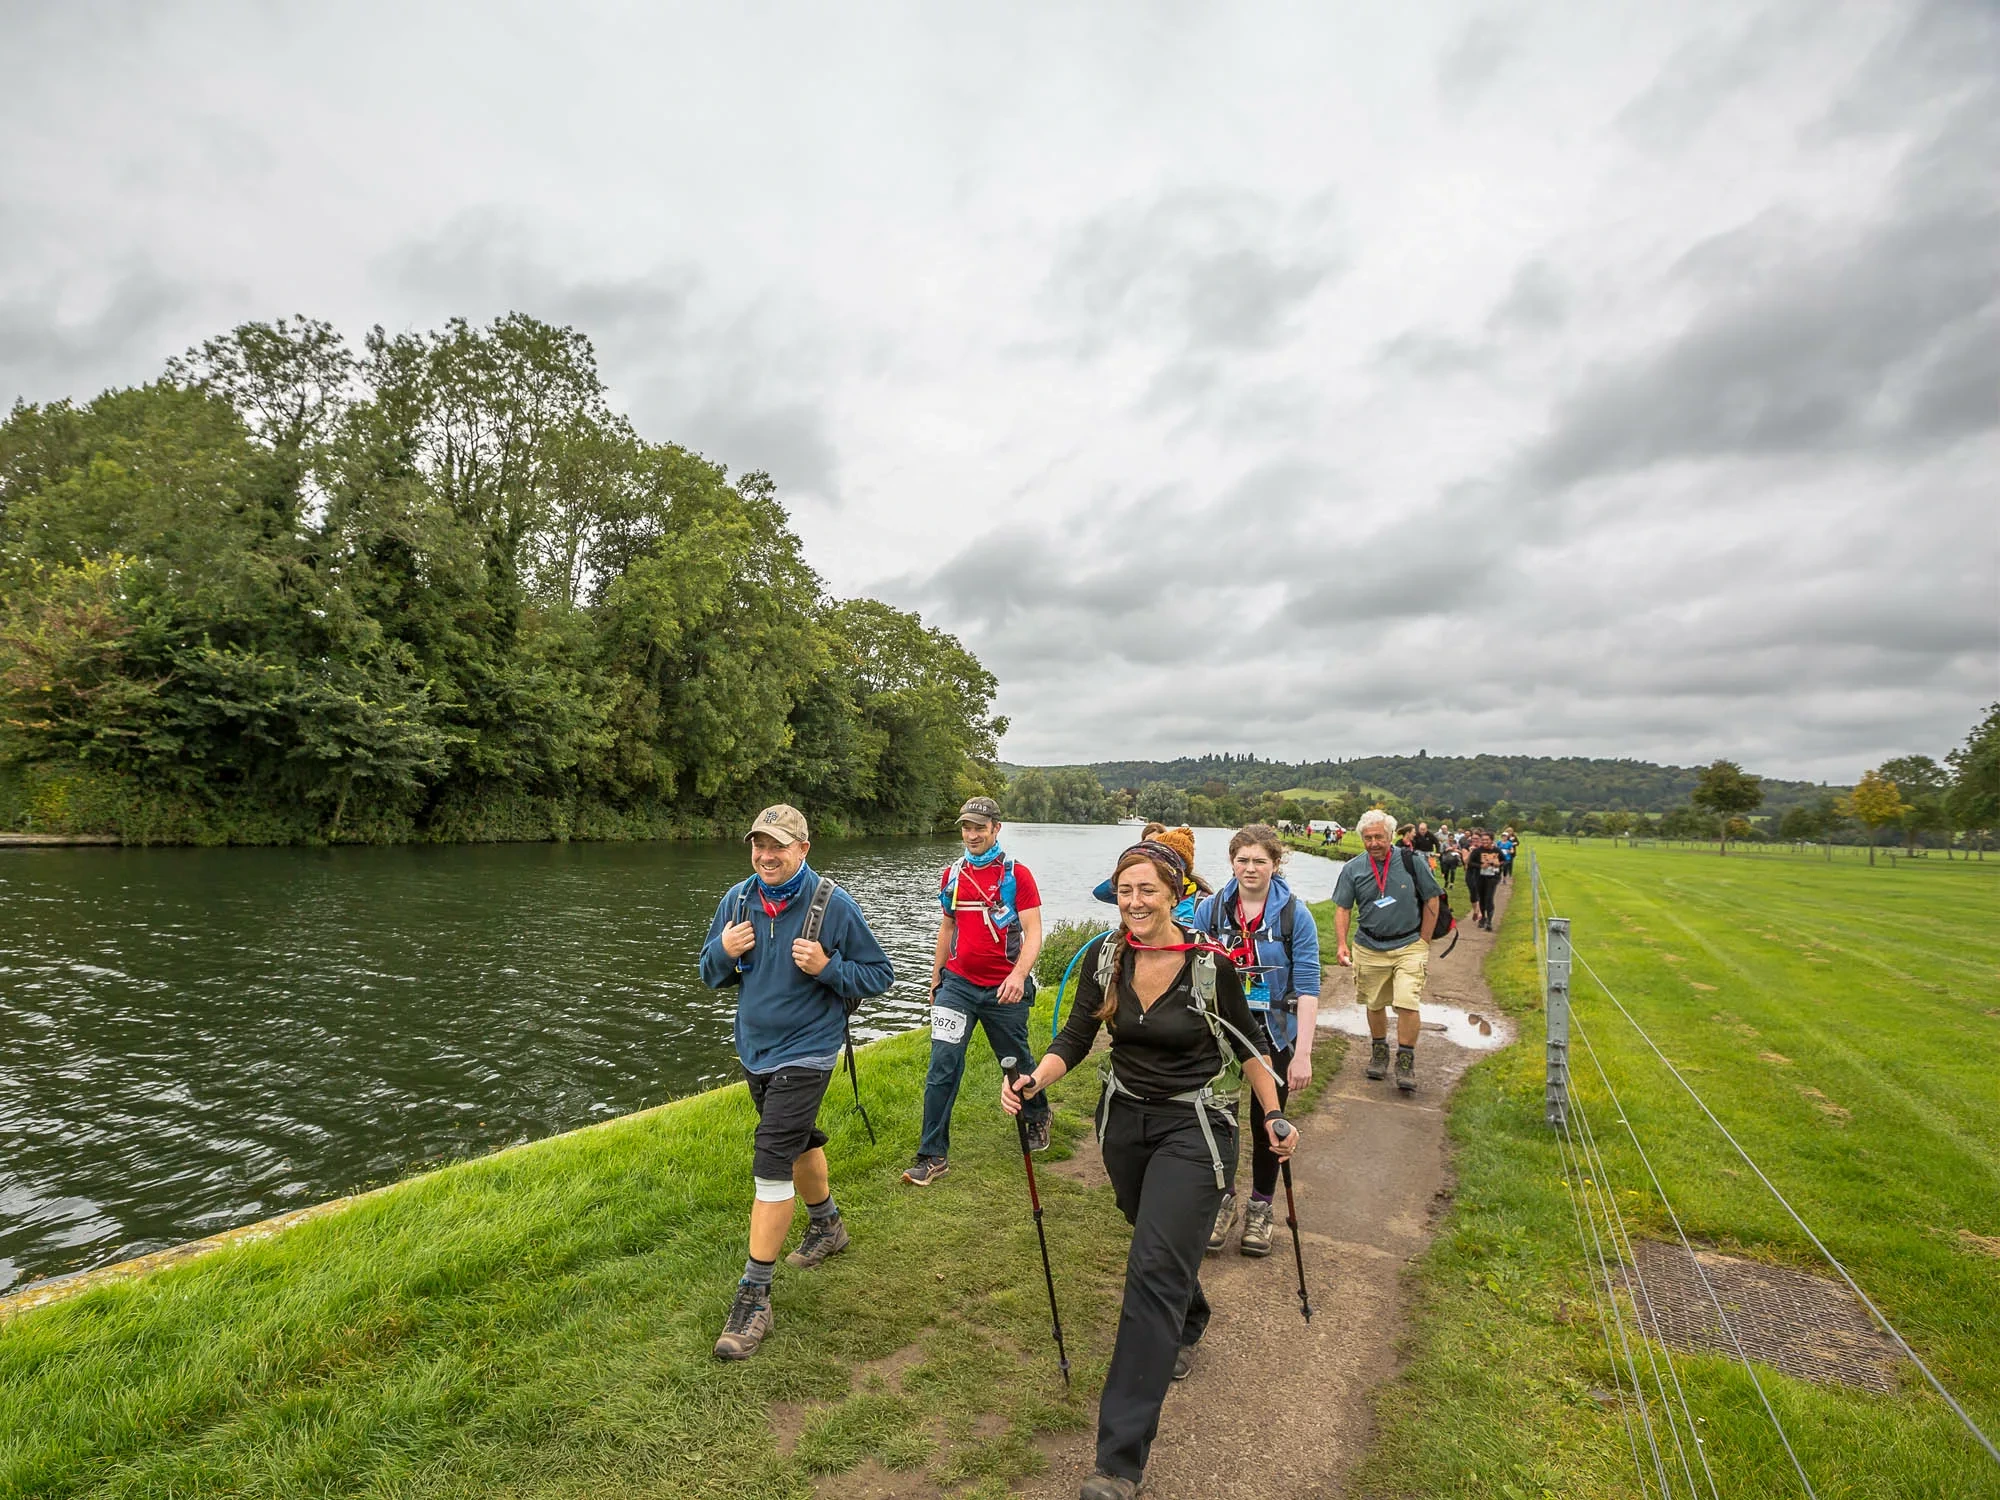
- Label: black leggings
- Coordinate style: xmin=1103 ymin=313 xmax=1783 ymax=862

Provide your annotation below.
xmin=1471 ymin=873 xmax=1500 ymax=915
xmin=1095 ymin=1097 xmax=1229 ymax=1482
xmin=1223 ymin=1044 xmax=1291 ymax=1199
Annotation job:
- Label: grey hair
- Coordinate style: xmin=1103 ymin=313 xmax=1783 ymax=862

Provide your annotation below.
xmin=1357 ymin=808 xmax=1397 ymax=837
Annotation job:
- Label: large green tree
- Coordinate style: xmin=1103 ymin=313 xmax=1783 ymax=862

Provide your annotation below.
xmin=0 ymin=313 xmax=1001 ymax=843
xmin=1690 ymin=759 xmax=1763 ymax=855
xmin=1945 ymin=704 xmax=1999 ymax=855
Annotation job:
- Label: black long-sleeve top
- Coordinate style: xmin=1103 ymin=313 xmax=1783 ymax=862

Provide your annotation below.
xmin=1049 ymin=934 xmax=1269 ymax=1101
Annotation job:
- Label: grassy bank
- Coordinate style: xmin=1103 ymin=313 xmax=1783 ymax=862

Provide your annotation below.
xmin=1354 ymin=842 xmax=2000 ymax=1499
xmin=2 ymin=1008 xmax=1138 ymax=1499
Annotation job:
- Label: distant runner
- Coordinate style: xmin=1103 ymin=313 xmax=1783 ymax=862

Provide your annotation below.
xmin=1467 ymin=832 xmax=1504 ymax=931
xmin=699 ymin=804 xmax=897 ymax=1360
xmin=906 ymin=796 xmax=1049 ymax=1187
xmin=1333 ymin=809 xmax=1441 ymax=1093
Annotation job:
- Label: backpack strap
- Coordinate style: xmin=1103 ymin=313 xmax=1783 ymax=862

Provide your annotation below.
xmin=800 ymin=874 xmax=877 ymax=1145
xmin=801 ymin=873 xmax=838 ymax=945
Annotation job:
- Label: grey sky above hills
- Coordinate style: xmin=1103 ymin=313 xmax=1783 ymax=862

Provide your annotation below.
xmin=2 ymin=1 xmax=1992 ymax=781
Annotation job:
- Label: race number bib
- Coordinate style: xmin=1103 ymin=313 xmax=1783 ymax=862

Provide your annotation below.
xmin=930 ymin=1006 xmax=972 ymax=1045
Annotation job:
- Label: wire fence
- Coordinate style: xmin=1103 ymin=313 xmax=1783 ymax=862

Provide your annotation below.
xmin=1524 ymin=852 xmax=1999 ymax=1497
xmin=1547 ymin=838 xmax=1992 ymax=865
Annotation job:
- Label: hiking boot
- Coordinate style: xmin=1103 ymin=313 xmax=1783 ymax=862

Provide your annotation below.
xmin=1172 ymin=1342 xmax=1197 ymax=1381
xmin=712 ymin=1282 xmax=773 ymax=1361
xmin=1024 ymin=1113 xmax=1052 ymax=1154
xmin=902 ymin=1155 xmax=949 ymax=1186
xmin=1239 ymin=1198 xmax=1275 ymax=1258
xmin=785 ymin=1215 xmax=848 ymax=1270
xmin=1395 ymin=1045 xmax=1418 ymax=1093
xmin=1080 ymin=1471 xmax=1140 ymax=1500
xmin=1366 ymin=1037 xmax=1391 ymax=1080
xmin=1206 ymin=1190 xmax=1237 ymax=1253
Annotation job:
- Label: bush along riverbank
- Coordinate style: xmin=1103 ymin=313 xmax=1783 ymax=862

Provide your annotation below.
xmin=1 ymin=1003 xmax=1137 ymax=1499
xmin=0 ymin=315 xmax=1002 ymax=847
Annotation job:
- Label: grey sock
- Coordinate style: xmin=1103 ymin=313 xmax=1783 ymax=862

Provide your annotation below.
xmin=742 ymin=1255 xmax=776 ymax=1289
xmin=806 ymin=1195 xmax=839 ymax=1226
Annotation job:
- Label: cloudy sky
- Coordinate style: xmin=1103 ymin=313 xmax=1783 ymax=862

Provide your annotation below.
xmin=3 ymin=1 xmax=1993 ymax=779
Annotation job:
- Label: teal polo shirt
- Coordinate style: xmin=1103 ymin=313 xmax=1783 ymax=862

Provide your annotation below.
xmin=1333 ymin=849 xmax=1441 ymax=951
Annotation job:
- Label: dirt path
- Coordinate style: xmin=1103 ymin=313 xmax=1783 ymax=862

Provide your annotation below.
xmin=1018 ymin=878 xmax=1516 ymax=1500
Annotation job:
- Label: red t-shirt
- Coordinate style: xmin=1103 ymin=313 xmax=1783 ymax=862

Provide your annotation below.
xmin=943 ymin=860 xmax=1042 ymax=988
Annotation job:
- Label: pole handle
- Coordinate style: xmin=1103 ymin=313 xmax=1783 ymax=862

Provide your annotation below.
xmin=1001 ymin=1055 xmax=1037 ymax=1098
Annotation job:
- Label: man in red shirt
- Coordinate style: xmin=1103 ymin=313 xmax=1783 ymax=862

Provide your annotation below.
xmin=904 ymin=795 xmax=1048 ymax=1185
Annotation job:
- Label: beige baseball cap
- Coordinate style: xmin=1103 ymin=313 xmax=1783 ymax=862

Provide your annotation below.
xmin=745 ymin=804 xmax=810 ymax=845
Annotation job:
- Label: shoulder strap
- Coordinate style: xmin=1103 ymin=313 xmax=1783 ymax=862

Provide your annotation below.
xmin=801 ymin=875 xmax=838 ymax=945
xmin=731 ymin=877 xmax=755 ymax=924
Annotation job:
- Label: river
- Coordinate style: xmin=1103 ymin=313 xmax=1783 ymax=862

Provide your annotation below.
xmin=0 ymin=824 xmax=1347 ymax=1293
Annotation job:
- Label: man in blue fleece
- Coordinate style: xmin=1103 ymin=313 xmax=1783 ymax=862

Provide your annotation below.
xmin=700 ymin=803 xmax=896 ymax=1360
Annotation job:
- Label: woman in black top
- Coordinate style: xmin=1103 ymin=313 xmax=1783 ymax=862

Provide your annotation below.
xmin=1003 ymin=841 xmax=1297 ymax=1500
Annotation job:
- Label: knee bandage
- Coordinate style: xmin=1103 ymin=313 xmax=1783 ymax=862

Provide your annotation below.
xmin=754 ymin=1175 xmax=797 ymax=1203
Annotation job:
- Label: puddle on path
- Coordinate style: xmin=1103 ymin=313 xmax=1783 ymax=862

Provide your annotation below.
xmin=1318 ymin=1000 xmax=1514 ymax=1050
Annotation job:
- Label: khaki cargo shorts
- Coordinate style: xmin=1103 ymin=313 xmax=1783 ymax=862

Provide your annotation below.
xmin=1352 ymin=939 xmax=1428 ymax=1013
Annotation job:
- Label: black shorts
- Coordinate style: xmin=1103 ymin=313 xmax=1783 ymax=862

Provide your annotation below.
xmin=745 ymin=1065 xmax=833 ymax=1180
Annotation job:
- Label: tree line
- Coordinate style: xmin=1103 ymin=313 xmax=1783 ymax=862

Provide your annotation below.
xmin=0 ymin=315 xmax=1003 ymax=844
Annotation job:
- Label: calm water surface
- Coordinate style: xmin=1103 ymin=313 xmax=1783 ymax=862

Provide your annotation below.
xmin=0 ymin=824 xmax=1342 ymax=1292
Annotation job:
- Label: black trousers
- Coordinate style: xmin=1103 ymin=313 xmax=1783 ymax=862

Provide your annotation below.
xmin=1222 ymin=1044 xmax=1292 ymax=1199
xmin=1470 ymin=872 xmax=1500 ymax=916
xmin=1095 ymin=1096 xmax=1230 ymax=1482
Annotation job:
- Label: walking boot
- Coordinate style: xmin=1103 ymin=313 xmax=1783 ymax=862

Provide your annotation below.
xmin=1080 ymin=1471 xmax=1140 ymax=1500
xmin=1207 ymin=1190 xmax=1237 ymax=1253
xmin=1395 ymin=1044 xmax=1418 ymax=1093
xmin=1172 ymin=1342 xmax=1197 ymax=1380
xmin=785 ymin=1214 xmax=849 ymax=1269
xmin=712 ymin=1281 xmax=774 ymax=1360
xmin=1366 ymin=1037 xmax=1391 ymax=1080
xmin=1239 ymin=1197 xmax=1275 ymax=1258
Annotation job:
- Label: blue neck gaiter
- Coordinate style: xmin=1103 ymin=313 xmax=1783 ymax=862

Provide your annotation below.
xmin=755 ymin=862 xmax=813 ymax=907
xmin=963 ymin=843 xmax=1005 ymax=869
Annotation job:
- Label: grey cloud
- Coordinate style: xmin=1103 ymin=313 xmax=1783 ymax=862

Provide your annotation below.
xmin=1044 ymin=189 xmax=1340 ymax=360
xmin=1488 ymin=261 xmax=1568 ymax=335
xmin=378 ymin=213 xmax=841 ymax=499
xmin=1614 ymin=5 xmax=1794 ymax=151
xmin=1525 ymin=95 xmax=1997 ymax=489
xmin=1436 ymin=11 xmax=1521 ymax=104
xmin=0 ymin=267 xmax=192 ymax=406
xmin=1815 ymin=0 xmax=1998 ymax=141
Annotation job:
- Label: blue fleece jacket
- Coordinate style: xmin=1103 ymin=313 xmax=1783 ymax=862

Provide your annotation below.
xmin=1189 ymin=875 xmax=1321 ymax=1052
xmin=698 ymin=866 xmax=897 ymax=1074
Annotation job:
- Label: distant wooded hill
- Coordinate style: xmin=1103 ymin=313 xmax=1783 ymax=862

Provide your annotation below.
xmin=1000 ymin=752 xmax=1844 ymax=816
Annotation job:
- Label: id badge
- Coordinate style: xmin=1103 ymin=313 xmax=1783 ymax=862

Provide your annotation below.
xmin=1372 ymin=894 xmax=1398 ymax=909
xmin=1246 ymin=977 xmax=1271 ymax=1013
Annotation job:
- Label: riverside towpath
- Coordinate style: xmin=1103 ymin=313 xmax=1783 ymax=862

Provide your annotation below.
xmin=1015 ymin=879 xmax=1514 ymax=1500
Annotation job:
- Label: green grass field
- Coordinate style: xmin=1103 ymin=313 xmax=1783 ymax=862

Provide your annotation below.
xmin=0 ymin=1002 xmax=1145 ymax=1500
xmin=1356 ymin=840 xmax=2000 ymax=1499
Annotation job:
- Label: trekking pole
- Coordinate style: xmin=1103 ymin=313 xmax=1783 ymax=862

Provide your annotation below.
xmin=1271 ymin=1119 xmax=1312 ymax=1322
xmin=1001 ymin=1056 xmax=1071 ymax=1388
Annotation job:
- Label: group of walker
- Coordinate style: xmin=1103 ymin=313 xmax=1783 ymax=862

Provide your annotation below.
xmin=698 ymin=797 xmax=1450 ymax=1500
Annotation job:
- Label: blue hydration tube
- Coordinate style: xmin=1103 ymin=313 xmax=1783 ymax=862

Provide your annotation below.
xmin=1049 ymin=930 xmax=1114 ymax=1045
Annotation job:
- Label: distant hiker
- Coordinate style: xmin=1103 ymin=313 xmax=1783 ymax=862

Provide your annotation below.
xmin=1467 ymin=832 xmax=1504 ymax=930
xmin=1412 ymin=821 xmax=1439 ymax=855
xmin=1003 ymin=839 xmax=1296 ymax=1500
xmin=1333 ymin=809 xmax=1442 ymax=1093
xmin=1092 ymin=823 xmax=1208 ymax=921
xmin=1190 ymin=824 xmax=1321 ymax=1257
xmin=699 ymin=804 xmax=896 ymax=1360
xmin=905 ymin=796 xmax=1049 ymax=1187
xmin=1497 ymin=828 xmax=1519 ymax=879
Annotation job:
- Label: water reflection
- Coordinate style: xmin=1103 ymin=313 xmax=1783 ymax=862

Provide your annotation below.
xmin=0 ymin=825 xmax=1343 ymax=1290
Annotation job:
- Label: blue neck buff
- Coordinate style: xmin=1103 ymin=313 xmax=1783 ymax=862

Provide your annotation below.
xmin=963 ymin=843 xmax=1005 ymax=869
xmin=755 ymin=862 xmax=813 ymax=906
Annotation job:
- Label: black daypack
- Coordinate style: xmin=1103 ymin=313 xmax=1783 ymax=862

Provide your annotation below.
xmin=1400 ymin=848 xmax=1458 ymax=958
